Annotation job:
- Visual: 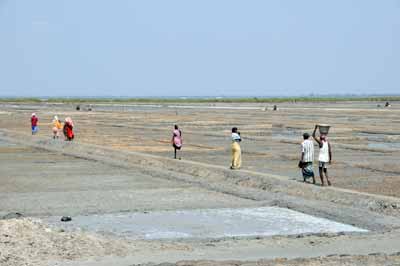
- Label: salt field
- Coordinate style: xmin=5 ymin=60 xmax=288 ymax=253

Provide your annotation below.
xmin=46 ymin=207 xmax=367 ymax=240
xmin=1 ymin=101 xmax=400 ymax=266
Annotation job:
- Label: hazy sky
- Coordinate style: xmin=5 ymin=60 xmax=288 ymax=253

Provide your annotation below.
xmin=0 ymin=0 xmax=399 ymax=97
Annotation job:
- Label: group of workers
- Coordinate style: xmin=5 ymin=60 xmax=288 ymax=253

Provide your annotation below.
xmin=30 ymin=113 xmax=331 ymax=186
xmin=170 ymin=125 xmax=242 ymax=170
xmin=174 ymin=125 xmax=330 ymax=186
xmin=300 ymin=125 xmax=332 ymax=186
xmin=228 ymin=125 xmax=332 ymax=186
xmin=30 ymin=113 xmax=75 ymax=141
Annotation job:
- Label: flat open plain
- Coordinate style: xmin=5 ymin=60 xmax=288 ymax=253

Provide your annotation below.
xmin=1 ymin=101 xmax=400 ymax=266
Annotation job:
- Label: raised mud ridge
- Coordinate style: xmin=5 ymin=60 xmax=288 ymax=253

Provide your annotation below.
xmin=1 ymin=129 xmax=400 ymax=232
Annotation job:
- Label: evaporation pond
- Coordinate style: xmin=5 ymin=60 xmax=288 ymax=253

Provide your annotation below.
xmin=45 ymin=207 xmax=367 ymax=240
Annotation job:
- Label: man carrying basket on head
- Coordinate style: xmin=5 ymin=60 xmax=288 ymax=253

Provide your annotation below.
xmin=313 ymin=125 xmax=332 ymax=186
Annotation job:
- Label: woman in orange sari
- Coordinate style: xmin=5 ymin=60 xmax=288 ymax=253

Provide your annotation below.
xmin=52 ymin=116 xmax=62 ymax=139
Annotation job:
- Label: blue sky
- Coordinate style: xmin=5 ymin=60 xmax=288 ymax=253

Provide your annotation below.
xmin=0 ymin=0 xmax=399 ymax=97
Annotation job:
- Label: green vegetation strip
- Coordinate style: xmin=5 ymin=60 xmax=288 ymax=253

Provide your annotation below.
xmin=1 ymin=96 xmax=400 ymax=104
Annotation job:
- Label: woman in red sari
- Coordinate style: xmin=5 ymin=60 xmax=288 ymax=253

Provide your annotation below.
xmin=63 ymin=117 xmax=74 ymax=141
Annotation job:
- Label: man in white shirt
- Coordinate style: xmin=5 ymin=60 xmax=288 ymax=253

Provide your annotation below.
xmin=300 ymin=133 xmax=315 ymax=184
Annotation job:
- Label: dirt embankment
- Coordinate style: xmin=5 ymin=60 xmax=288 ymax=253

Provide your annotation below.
xmin=0 ymin=218 xmax=132 ymax=266
xmin=144 ymin=255 xmax=400 ymax=266
xmin=2 ymin=218 xmax=400 ymax=266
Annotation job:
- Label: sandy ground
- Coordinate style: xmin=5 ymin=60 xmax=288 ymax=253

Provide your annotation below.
xmin=1 ymin=101 xmax=400 ymax=266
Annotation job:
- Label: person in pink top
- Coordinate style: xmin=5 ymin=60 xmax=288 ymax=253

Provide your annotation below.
xmin=171 ymin=125 xmax=182 ymax=159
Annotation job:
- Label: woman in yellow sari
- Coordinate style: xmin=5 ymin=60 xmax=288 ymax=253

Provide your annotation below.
xmin=230 ymin=127 xmax=242 ymax=170
xmin=52 ymin=116 xmax=62 ymax=139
